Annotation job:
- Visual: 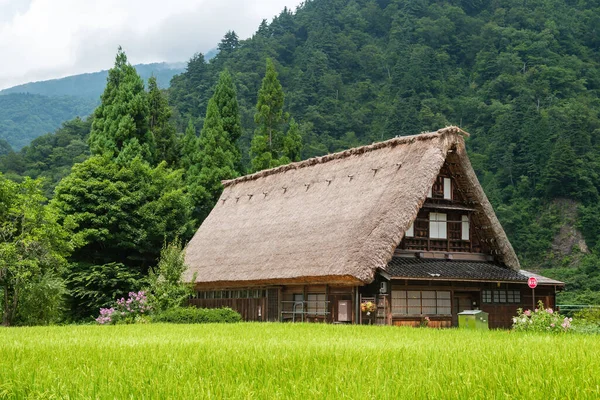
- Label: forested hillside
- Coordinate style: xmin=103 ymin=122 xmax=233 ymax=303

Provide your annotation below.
xmin=1 ymin=0 xmax=600 ymax=314
xmin=0 ymin=94 xmax=96 ymax=150
xmin=0 ymin=63 xmax=185 ymax=149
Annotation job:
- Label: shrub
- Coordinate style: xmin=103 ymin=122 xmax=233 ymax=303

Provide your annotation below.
xmin=153 ymin=307 xmax=242 ymax=324
xmin=96 ymin=291 xmax=152 ymax=324
xmin=512 ymin=301 xmax=572 ymax=333
xmin=572 ymin=307 xmax=600 ymax=334
xmin=574 ymin=307 xmax=600 ymax=324
xmin=145 ymin=239 xmax=193 ymax=314
xmin=14 ymin=273 xmax=67 ymax=326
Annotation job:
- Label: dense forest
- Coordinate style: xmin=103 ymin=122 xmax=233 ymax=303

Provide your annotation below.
xmin=1 ymin=0 xmax=600 ymax=325
xmin=0 ymin=94 xmax=97 ymax=150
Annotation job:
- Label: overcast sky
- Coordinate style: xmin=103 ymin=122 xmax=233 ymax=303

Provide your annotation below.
xmin=0 ymin=0 xmax=303 ymax=90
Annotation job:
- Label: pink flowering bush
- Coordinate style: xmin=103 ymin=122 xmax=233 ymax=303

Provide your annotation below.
xmin=95 ymin=291 xmax=152 ymax=325
xmin=512 ymin=301 xmax=572 ymax=333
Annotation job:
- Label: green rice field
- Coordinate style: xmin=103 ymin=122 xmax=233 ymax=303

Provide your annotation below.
xmin=0 ymin=323 xmax=599 ymax=399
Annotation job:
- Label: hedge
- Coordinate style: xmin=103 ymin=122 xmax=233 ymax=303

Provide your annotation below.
xmin=153 ymin=307 xmax=242 ymax=324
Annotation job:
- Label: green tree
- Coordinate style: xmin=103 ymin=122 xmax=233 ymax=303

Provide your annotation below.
xmin=218 ymin=31 xmax=240 ymax=53
xmin=281 ymin=118 xmax=302 ymax=164
xmin=0 ymin=175 xmax=73 ymax=326
xmin=180 ymin=119 xmax=197 ymax=171
xmin=250 ymin=59 xmax=302 ymax=172
xmin=544 ymin=137 xmax=580 ymax=199
xmin=187 ymin=98 xmax=238 ymax=222
xmin=253 ymin=58 xmax=286 ymax=153
xmin=88 ymin=47 xmax=155 ymax=162
xmin=213 ymin=69 xmax=243 ymax=172
xmin=146 ymin=239 xmax=192 ymax=313
xmin=52 ymin=156 xmax=193 ymax=269
xmin=147 ymin=76 xmax=178 ymax=165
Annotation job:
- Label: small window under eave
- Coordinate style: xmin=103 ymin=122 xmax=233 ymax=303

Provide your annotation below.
xmin=443 ymin=178 xmax=452 ymax=200
xmin=406 ymin=222 xmax=414 ymax=237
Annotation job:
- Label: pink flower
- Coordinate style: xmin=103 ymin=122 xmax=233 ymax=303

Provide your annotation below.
xmin=546 ymin=308 xmax=553 ymax=314
xmin=524 ymin=310 xmax=531 ymax=316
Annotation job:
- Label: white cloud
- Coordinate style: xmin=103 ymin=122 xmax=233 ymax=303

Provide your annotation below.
xmin=0 ymin=0 xmax=303 ymax=90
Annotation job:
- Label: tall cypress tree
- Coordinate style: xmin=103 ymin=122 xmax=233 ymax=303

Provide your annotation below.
xmin=282 ymin=118 xmax=302 ymax=164
xmin=147 ymin=76 xmax=178 ymax=166
xmin=213 ymin=69 xmax=243 ymax=172
xmin=187 ymin=98 xmax=238 ymax=222
xmin=88 ymin=47 xmax=155 ymax=163
xmin=250 ymin=59 xmax=302 ymax=172
xmin=180 ymin=119 xmax=197 ymax=171
xmin=250 ymin=58 xmax=287 ymax=172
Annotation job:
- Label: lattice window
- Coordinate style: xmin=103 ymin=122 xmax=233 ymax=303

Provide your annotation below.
xmin=392 ymin=290 xmax=452 ymax=316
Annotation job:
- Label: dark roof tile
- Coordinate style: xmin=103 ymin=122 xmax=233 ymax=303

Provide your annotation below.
xmin=386 ymin=257 xmax=541 ymax=283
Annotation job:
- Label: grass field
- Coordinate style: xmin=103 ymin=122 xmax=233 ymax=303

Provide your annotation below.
xmin=1 ymin=323 xmax=599 ymax=399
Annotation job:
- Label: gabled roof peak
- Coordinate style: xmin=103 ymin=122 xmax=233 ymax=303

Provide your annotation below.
xmin=223 ymin=126 xmax=469 ymax=188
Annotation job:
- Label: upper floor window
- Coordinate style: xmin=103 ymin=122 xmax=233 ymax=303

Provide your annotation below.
xmin=429 ymin=212 xmax=447 ymax=239
xmin=461 ymin=215 xmax=470 ymax=240
xmin=443 ymin=178 xmax=451 ymax=199
xmin=427 ymin=176 xmax=452 ymax=200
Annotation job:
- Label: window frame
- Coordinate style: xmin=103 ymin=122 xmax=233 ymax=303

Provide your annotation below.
xmin=429 ymin=212 xmax=448 ymax=239
xmin=482 ymin=289 xmax=521 ymax=304
xmin=392 ymin=290 xmax=452 ymax=316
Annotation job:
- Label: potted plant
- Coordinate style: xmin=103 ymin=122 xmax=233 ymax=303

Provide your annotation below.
xmin=361 ymin=301 xmax=377 ymax=316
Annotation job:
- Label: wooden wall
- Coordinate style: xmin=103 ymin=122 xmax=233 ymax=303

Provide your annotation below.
xmin=189 ymin=285 xmax=355 ymax=323
xmin=388 ymin=280 xmax=559 ymax=329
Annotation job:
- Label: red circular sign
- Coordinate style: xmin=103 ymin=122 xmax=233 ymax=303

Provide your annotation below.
xmin=528 ymin=276 xmax=538 ymax=289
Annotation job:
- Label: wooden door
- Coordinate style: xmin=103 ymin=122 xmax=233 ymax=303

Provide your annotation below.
xmin=453 ymin=294 xmax=474 ymax=326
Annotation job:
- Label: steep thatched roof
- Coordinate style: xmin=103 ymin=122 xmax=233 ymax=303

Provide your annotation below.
xmin=184 ymin=126 xmax=519 ymax=287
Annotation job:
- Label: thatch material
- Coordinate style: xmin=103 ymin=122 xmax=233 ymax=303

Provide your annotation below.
xmin=184 ymin=126 xmax=519 ymax=286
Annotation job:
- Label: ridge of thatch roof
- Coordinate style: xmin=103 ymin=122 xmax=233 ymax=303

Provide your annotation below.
xmin=184 ymin=126 xmax=519 ymax=286
xmin=222 ymin=126 xmax=470 ymax=188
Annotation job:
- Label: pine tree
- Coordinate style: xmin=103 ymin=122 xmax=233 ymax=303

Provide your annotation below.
xmin=250 ymin=59 xmax=302 ymax=172
xmin=147 ymin=76 xmax=178 ymax=165
xmin=282 ymin=118 xmax=302 ymax=163
xmin=187 ymin=98 xmax=238 ymax=222
xmin=213 ymin=69 xmax=242 ymax=172
xmin=88 ymin=47 xmax=155 ymax=162
xmin=544 ymin=136 xmax=579 ymax=198
xmin=250 ymin=58 xmax=287 ymax=172
xmin=180 ymin=119 xmax=197 ymax=171
xmin=218 ymin=31 xmax=239 ymax=53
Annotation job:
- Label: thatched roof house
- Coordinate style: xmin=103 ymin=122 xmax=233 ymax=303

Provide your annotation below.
xmin=185 ymin=126 xmax=517 ymax=285
xmin=184 ymin=126 xmax=562 ymax=328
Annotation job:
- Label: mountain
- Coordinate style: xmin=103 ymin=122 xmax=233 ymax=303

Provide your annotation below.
xmin=0 ymin=62 xmax=185 ymax=149
xmin=0 ymin=93 xmax=97 ymax=150
xmin=0 ymin=62 xmax=185 ymax=100
xmin=2 ymin=0 xmax=600 ymax=302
